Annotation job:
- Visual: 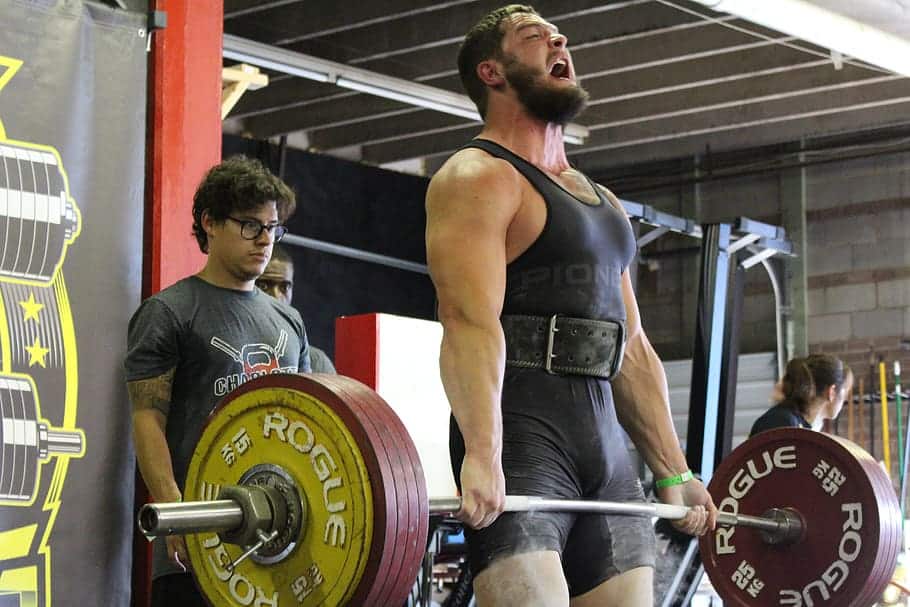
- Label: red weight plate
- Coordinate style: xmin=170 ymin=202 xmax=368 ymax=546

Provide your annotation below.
xmin=700 ymin=428 xmax=901 ymax=607
xmin=842 ymin=437 xmax=900 ymax=606
xmin=393 ymin=410 xmax=430 ymax=607
xmin=828 ymin=435 xmax=899 ymax=607
xmin=324 ymin=377 xmax=416 ymax=607
xmin=310 ymin=375 xmax=407 ymax=606
xmin=326 ymin=377 xmax=429 ymax=607
xmin=362 ymin=386 xmax=429 ymax=606
xmin=220 ymin=374 xmax=401 ymax=606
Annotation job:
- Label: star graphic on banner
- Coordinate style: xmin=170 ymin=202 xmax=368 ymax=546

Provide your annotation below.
xmin=25 ymin=337 xmax=50 ymax=368
xmin=18 ymin=292 xmax=44 ymax=323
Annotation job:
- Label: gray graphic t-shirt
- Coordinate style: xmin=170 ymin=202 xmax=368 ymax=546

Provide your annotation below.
xmin=125 ymin=275 xmax=310 ymax=578
xmin=308 ymin=345 xmax=336 ymax=374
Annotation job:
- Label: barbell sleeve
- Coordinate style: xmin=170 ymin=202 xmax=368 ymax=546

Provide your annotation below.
xmin=139 ymin=500 xmax=244 ymax=538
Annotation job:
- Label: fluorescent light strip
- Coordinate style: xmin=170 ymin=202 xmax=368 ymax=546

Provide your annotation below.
xmin=223 ymin=34 xmax=589 ymax=145
xmin=223 ymin=50 xmax=331 ymax=83
xmin=689 ymin=0 xmax=910 ymax=77
xmin=335 ymin=77 xmax=482 ymax=121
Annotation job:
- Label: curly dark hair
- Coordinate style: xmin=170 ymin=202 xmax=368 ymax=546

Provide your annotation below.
xmin=191 ymin=156 xmax=297 ymax=253
xmin=457 ymin=4 xmax=537 ymax=119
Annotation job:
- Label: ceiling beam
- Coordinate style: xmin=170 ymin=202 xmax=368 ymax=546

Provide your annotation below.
xmin=574 ymin=78 xmax=910 ymax=156
xmin=224 ymin=34 xmax=588 ymax=142
xmin=224 ymin=0 xmax=303 ymax=19
xmin=358 ymin=79 xmax=910 ymax=164
xmin=231 ymin=20 xmax=798 ymax=135
xmin=308 ymin=63 xmax=892 ymax=151
xmin=583 ymin=67 xmax=897 ymax=128
xmin=576 ymin=104 xmax=910 ymax=173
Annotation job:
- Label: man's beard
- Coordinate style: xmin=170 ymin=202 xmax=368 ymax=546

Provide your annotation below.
xmin=502 ymin=54 xmax=589 ymax=126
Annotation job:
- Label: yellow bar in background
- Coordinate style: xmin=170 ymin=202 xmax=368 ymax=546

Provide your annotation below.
xmin=881 ymin=361 xmax=891 ymax=476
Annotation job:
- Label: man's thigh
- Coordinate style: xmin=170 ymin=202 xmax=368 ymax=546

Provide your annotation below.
xmin=561 ymin=505 xmax=657 ymax=596
xmin=463 ymin=510 xmax=572 ymax=579
xmin=569 ymin=566 xmax=653 ymax=607
xmin=474 ymin=550 xmax=570 ymax=607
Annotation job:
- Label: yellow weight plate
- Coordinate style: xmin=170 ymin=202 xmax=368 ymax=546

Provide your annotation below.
xmin=184 ymin=381 xmax=373 ymax=607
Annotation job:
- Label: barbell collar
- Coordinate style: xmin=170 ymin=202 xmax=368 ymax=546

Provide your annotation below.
xmin=138 ymin=500 xmax=244 ymax=538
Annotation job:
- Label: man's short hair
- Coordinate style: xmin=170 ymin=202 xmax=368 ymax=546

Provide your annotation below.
xmin=191 ymin=155 xmax=297 ymax=253
xmin=270 ymin=243 xmax=293 ymax=266
xmin=457 ymin=4 xmax=537 ymax=119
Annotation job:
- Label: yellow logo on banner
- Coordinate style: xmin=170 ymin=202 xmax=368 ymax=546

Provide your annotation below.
xmin=0 ymin=54 xmax=86 ymax=607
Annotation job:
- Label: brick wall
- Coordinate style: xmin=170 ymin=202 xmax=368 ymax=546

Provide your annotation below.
xmin=625 ymin=150 xmax=909 ymax=378
xmin=805 ymin=151 xmax=910 ymax=381
xmin=623 ymin=149 xmax=910 ymax=470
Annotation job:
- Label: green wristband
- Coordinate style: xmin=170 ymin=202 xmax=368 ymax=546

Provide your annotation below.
xmin=654 ymin=470 xmax=694 ymax=489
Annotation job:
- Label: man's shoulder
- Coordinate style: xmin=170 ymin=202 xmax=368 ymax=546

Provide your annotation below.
xmin=430 ymin=147 xmax=521 ymax=194
xmin=255 ymin=294 xmax=305 ymax=329
xmin=148 ymin=276 xmax=203 ymax=303
xmin=751 ymin=404 xmax=801 ymax=435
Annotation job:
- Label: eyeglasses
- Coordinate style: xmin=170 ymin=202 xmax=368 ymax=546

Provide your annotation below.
xmin=226 ymin=216 xmax=288 ymax=242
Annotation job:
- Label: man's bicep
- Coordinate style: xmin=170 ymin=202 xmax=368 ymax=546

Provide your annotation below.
xmin=127 ymin=367 xmax=176 ymax=416
xmin=426 ymin=171 xmax=512 ymax=322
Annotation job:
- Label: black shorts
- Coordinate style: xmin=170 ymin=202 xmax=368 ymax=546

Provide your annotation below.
xmin=450 ymin=368 xmax=657 ymax=597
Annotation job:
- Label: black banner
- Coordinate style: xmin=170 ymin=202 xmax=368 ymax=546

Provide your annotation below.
xmin=0 ymin=2 xmax=147 ymax=605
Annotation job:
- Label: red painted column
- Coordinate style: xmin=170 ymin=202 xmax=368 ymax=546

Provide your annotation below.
xmin=134 ymin=1 xmax=223 ymax=605
xmin=146 ymin=0 xmax=223 ymax=293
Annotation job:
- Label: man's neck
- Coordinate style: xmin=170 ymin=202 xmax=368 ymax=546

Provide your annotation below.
xmin=478 ymin=106 xmax=572 ymax=175
xmin=196 ymin=261 xmax=254 ymax=292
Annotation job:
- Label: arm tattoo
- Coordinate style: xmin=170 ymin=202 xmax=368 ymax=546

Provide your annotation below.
xmin=128 ymin=368 xmax=176 ymax=416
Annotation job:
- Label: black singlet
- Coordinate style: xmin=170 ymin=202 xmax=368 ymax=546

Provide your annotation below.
xmin=448 ymin=139 xmax=654 ymax=596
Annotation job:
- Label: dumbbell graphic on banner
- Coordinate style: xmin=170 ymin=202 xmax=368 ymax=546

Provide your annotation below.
xmin=0 ymin=374 xmax=83 ymax=504
xmin=0 ymin=142 xmax=81 ymax=283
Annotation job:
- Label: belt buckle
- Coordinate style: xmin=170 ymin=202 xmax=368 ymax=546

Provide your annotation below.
xmin=544 ymin=314 xmax=560 ymax=374
xmin=608 ymin=320 xmax=627 ymax=380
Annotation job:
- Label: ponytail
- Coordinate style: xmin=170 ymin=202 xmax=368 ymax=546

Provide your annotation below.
xmin=777 ymin=354 xmax=846 ymax=414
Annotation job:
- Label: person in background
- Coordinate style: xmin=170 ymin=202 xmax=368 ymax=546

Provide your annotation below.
xmin=256 ymin=244 xmax=336 ymax=374
xmin=126 ymin=156 xmax=310 ymax=606
xmin=750 ymin=354 xmax=853 ymax=437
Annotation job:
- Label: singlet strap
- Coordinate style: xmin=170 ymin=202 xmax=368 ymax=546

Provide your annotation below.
xmin=460 ymin=138 xmax=605 ymax=206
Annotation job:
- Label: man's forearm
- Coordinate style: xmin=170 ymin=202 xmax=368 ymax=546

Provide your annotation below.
xmin=439 ymin=319 xmax=504 ymax=457
xmin=133 ymin=410 xmax=181 ymax=503
xmin=612 ymin=336 xmax=689 ymax=479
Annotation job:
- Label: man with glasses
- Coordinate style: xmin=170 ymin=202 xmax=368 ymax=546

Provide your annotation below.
xmin=125 ymin=156 xmax=311 ymax=606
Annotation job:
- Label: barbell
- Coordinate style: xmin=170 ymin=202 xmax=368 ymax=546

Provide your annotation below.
xmin=138 ymin=374 xmax=901 ymax=606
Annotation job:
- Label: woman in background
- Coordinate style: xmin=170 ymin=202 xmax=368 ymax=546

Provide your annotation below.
xmin=750 ymin=354 xmax=853 ymax=437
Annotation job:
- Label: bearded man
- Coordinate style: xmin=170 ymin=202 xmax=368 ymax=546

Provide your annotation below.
xmin=424 ymin=6 xmax=717 ymax=606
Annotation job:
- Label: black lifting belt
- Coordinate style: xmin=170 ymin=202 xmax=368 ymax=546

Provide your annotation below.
xmin=501 ymin=314 xmax=626 ymax=380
